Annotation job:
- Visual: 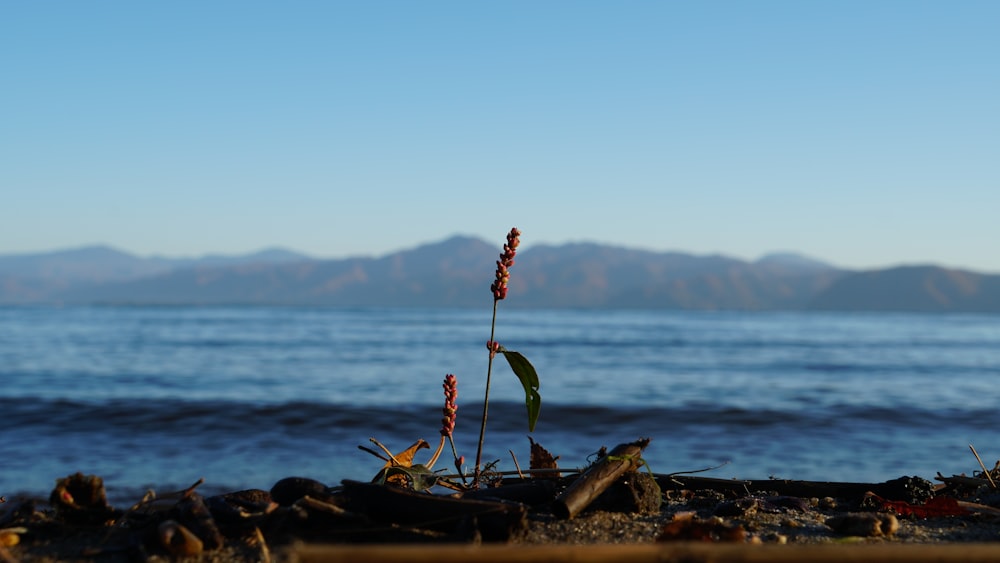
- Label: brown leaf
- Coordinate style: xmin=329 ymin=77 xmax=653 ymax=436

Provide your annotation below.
xmin=382 ymin=440 xmax=430 ymax=469
xmin=528 ymin=437 xmax=561 ymax=478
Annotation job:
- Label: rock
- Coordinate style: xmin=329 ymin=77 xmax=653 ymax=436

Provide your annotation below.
xmin=586 ymin=471 xmax=662 ymax=515
xmin=878 ymin=476 xmax=935 ymax=505
xmin=206 ymin=489 xmax=278 ymax=527
xmin=175 ymin=493 xmax=224 ymax=550
xmin=158 ymin=520 xmax=203 ymax=557
xmin=271 ymin=476 xmax=338 ymax=506
xmin=48 ymin=473 xmax=118 ymax=525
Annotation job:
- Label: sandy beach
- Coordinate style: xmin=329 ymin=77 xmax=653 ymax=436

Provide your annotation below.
xmin=5 ymin=462 xmax=1000 ymax=562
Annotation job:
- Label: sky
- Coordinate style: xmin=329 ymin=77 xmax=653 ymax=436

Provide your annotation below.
xmin=3 ymin=1 xmax=998 ymax=272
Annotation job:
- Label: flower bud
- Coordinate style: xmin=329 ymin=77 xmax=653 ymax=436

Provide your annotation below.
xmin=440 ymin=374 xmax=458 ymax=437
xmin=490 ymin=228 xmax=521 ymax=301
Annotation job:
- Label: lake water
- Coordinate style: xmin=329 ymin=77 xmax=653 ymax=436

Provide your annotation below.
xmin=3 ymin=305 xmax=1000 ymax=504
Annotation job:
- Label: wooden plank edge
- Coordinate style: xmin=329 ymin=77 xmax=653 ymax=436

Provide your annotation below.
xmin=290 ymin=542 xmax=1000 ymax=563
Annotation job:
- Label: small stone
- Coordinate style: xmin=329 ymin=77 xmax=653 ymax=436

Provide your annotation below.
xmin=0 ymin=528 xmax=24 ymax=547
xmin=880 ymin=513 xmax=900 ymax=536
xmin=158 ymin=520 xmax=203 ymax=557
xmin=763 ymin=532 xmax=788 ymax=544
xmin=818 ymin=496 xmax=838 ymax=510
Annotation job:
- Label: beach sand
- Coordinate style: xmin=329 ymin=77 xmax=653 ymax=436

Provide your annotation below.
xmin=4 ymin=468 xmax=1000 ymax=562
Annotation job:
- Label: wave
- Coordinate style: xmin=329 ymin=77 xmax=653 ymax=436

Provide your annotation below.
xmin=7 ymin=397 xmax=995 ymax=438
xmin=5 ymin=395 xmax=998 ymax=505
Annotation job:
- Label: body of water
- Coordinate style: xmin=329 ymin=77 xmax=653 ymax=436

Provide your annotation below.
xmin=3 ymin=306 xmax=999 ymax=503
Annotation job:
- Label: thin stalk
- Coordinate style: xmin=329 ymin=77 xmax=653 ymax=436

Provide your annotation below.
xmin=426 ymin=436 xmax=446 ymax=469
xmin=448 ymin=435 xmax=467 ymax=484
xmin=970 ymin=444 xmax=997 ymax=489
xmin=474 ymin=299 xmax=499 ymax=485
xmin=510 ymin=450 xmax=525 ymax=479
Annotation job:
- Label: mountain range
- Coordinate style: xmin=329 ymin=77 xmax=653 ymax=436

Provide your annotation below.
xmin=2 ymin=236 xmax=999 ymax=312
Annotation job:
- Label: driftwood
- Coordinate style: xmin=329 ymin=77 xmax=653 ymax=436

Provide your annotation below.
xmin=552 ymin=438 xmax=650 ymax=519
xmin=936 ymin=473 xmax=995 ymax=489
xmin=339 ymin=480 xmax=527 ymax=542
xmin=657 ymin=474 xmax=936 ymax=504
xmin=460 ymin=479 xmax=558 ymax=505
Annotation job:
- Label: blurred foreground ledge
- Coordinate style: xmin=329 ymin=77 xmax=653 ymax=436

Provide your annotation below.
xmin=292 ymin=542 xmax=1000 ymax=563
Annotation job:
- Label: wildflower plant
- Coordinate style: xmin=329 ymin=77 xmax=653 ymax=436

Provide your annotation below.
xmin=363 ymin=373 xmax=467 ymax=491
xmin=431 ymin=373 xmax=465 ymax=479
xmin=362 ymin=227 xmax=540 ymax=490
xmin=474 ymin=227 xmax=541 ymax=483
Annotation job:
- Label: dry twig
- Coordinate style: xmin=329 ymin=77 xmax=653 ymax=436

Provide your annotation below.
xmin=369 ymin=438 xmax=402 ymax=466
xmin=969 ymin=444 xmax=997 ymax=489
xmin=509 ymin=450 xmax=526 ymax=479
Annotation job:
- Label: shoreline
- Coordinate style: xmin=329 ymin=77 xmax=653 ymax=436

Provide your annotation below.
xmin=4 ymin=467 xmax=1000 ymax=562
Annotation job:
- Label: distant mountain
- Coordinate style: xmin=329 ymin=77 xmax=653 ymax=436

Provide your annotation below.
xmin=511 ymin=244 xmax=841 ymax=309
xmin=0 ymin=245 xmax=163 ymax=302
xmin=49 ymin=236 xmax=498 ymax=307
xmin=807 ymin=265 xmax=1000 ymax=312
xmin=0 ymin=245 xmax=312 ymax=281
xmin=0 ymin=245 xmax=166 ymax=284
xmin=0 ymin=245 xmax=314 ymax=304
xmin=3 ymin=238 xmax=999 ymax=312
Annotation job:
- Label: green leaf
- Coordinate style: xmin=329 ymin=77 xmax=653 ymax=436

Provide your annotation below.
xmin=373 ymin=464 xmax=441 ymax=491
xmin=500 ymin=349 xmax=541 ymax=432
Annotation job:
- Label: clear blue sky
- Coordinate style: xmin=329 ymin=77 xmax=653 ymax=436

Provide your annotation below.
xmin=3 ymin=1 xmax=998 ymax=271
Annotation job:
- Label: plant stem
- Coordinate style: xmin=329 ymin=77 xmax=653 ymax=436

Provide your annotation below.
xmin=474 ymin=299 xmax=499 ymax=486
xmin=426 ymin=436 xmax=446 ymax=469
xmin=448 ymin=435 xmax=467 ymax=484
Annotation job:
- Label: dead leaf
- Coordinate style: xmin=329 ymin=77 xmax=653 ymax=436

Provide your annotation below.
xmin=381 ymin=440 xmax=430 ymax=469
xmin=529 ymin=437 xmax=560 ymax=478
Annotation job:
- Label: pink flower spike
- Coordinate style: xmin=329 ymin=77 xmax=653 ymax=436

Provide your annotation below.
xmin=440 ymin=374 xmax=458 ymax=437
xmin=491 ymin=228 xmax=521 ymax=301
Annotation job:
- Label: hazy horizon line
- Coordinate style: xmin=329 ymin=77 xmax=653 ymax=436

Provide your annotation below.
xmin=5 ymin=236 xmax=1000 ymax=275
